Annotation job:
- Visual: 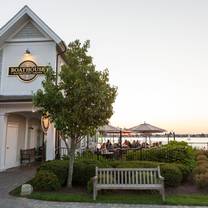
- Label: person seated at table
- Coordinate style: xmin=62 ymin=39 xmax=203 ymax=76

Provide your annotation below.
xmin=106 ymin=140 xmax=113 ymax=150
xmin=113 ymin=143 xmax=119 ymax=148
xmin=96 ymin=143 xmax=102 ymax=154
xmin=141 ymin=142 xmax=149 ymax=148
xmin=135 ymin=140 xmax=141 ymax=148
xmin=131 ymin=140 xmax=137 ymax=148
xmin=123 ymin=140 xmax=131 ymax=148
xmin=100 ymin=143 xmax=107 ymax=154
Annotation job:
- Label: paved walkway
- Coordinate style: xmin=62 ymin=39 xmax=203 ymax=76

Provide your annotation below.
xmin=0 ymin=166 xmax=206 ymax=208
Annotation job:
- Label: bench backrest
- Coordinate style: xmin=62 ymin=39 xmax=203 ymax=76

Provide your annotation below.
xmin=96 ymin=167 xmax=161 ymax=185
xmin=20 ymin=148 xmax=35 ymax=158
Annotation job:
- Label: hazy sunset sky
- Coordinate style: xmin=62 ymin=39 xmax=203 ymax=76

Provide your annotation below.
xmin=0 ymin=0 xmax=208 ymax=133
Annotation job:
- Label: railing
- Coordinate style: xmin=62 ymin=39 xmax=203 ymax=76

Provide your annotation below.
xmin=56 ymin=142 xmax=208 ymax=161
xmin=188 ymin=142 xmax=208 ymax=150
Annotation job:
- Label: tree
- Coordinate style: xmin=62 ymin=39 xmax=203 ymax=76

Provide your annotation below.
xmin=33 ymin=40 xmax=117 ymax=187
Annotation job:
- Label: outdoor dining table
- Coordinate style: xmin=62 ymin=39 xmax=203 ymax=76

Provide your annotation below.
xmin=101 ymin=151 xmax=114 ymax=159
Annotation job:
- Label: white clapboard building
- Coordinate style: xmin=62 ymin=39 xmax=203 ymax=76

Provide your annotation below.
xmin=0 ymin=5 xmax=66 ymax=171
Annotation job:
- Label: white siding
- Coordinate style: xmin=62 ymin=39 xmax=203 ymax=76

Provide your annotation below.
xmin=0 ymin=50 xmax=2 ymax=82
xmin=0 ymin=41 xmax=57 ymax=95
xmin=12 ymin=22 xmax=45 ymax=39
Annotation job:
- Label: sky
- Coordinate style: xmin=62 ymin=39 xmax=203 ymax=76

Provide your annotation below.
xmin=0 ymin=0 xmax=208 ymax=133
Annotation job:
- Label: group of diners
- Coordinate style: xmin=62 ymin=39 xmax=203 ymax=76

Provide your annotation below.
xmin=97 ymin=139 xmax=162 ymax=155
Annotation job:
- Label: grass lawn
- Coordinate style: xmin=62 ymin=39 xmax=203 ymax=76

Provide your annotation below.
xmin=10 ymin=187 xmax=208 ymax=206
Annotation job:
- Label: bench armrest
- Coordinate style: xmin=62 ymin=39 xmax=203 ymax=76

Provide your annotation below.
xmin=159 ymin=175 xmax=164 ymax=181
xmin=93 ymin=176 xmax=98 ymax=185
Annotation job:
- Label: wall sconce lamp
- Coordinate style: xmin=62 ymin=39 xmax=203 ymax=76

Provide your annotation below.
xmin=41 ymin=115 xmax=50 ymax=134
xmin=25 ymin=49 xmax=31 ymax=55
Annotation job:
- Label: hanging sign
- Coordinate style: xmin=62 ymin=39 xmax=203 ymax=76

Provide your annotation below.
xmin=8 ymin=60 xmax=48 ymax=82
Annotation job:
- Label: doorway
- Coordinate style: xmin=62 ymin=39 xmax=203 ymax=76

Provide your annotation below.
xmin=5 ymin=123 xmax=19 ymax=169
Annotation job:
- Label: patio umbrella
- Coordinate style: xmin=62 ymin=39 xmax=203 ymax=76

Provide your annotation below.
xmin=128 ymin=122 xmax=166 ymax=147
xmin=98 ymin=124 xmax=131 ymax=148
xmin=98 ymin=124 xmax=121 ymax=145
xmin=98 ymin=124 xmax=121 ymax=134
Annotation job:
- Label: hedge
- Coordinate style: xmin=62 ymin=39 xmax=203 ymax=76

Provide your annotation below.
xmin=160 ymin=164 xmax=182 ymax=187
xmin=36 ymin=159 xmax=187 ymax=188
xmin=73 ymin=159 xmax=109 ymax=186
xmin=31 ymin=170 xmax=60 ymax=191
xmin=126 ymin=142 xmax=195 ymax=170
xmin=38 ymin=160 xmax=68 ymax=186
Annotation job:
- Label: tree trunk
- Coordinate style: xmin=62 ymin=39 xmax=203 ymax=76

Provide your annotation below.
xmin=67 ymin=138 xmax=76 ymax=188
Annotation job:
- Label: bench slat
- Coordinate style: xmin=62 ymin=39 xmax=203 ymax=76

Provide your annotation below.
xmin=94 ymin=167 xmax=165 ymax=202
xmin=147 ymin=171 xmax=149 ymax=184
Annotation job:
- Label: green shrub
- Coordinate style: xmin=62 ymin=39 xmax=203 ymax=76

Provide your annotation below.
xmin=195 ymin=172 xmax=208 ymax=189
xmin=160 ymin=164 xmax=182 ymax=187
xmin=38 ymin=160 xmax=68 ymax=186
xmin=174 ymin=163 xmax=191 ymax=182
xmin=87 ymin=178 xmax=93 ymax=193
xmin=76 ymin=149 xmax=105 ymax=161
xmin=196 ymin=155 xmax=207 ymax=161
xmin=126 ymin=142 xmax=195 ymax=170
xmin=32 ymin=170 xmax=60 ymax=191
xmin=110 ymin=160 xmax=183 ymax=187
xmin=111 ymin=160 xmax=163 ymax=168
xmin=38 ymin=159 xmax=109 ymax=187
xmin=73 ymin=159 xmax=109 ymax=186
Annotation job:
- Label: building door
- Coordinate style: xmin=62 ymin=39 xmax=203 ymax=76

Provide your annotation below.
xmin=28 ymin=128 xmax=35 ymax=148
xmin=5 ymin=124 xmax=18 ymax=169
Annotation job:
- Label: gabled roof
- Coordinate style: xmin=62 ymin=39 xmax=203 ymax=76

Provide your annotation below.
xmin=0 ymin=5 xmax=66 ymax=52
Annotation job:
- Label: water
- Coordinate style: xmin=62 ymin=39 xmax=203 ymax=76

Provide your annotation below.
xmin=98 ymin=136 xmax=208 ymax=150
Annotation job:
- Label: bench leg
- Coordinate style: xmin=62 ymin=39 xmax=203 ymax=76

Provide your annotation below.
xmin=93 ymin=188 xmax=97 ymax=200
xmin=160 ymin=187 xmax=165 ymax=201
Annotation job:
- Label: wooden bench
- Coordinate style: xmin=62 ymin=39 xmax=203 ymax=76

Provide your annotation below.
xmin=20 ymin=148 xmax=36 ymax=165
xmin=93 ymin=166 xmax=165 ymax=201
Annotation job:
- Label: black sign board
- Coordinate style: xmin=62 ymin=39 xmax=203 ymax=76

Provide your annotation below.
xmin=8 ymin=60 xmax=48 ymax=82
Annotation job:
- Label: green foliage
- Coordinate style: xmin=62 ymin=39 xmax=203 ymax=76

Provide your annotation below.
xmin=126 ymin=142 xmax=195 ymax=170
xmin=76 ymin=149 xmax=105 ymax=161
xmin=110 ymin=160 xmax=163 ymax=168
xmin=37 ymin=159 xmax=109 ymax=187
xmin=32 ymin=170 xmax=61 ymax=191
xmin=87 ymin=178 xmax=93 ymax=193
xmin=165 ymin=140 xmax=188 ymax=147
xmin=173 ymin=163 xmax=191 ymax=182
xmin=38 ymin=160 xmax=68 ymax=186
xmin=33 ymin=40 xmax=117 ymax=187
xmin=33 ymin=40 xmax=117 ymax=139
xmin=160 ymin=164 xmax=182 ymax=187
xmin=36 ymin=159 xmax=187 ymax=188
xmin=73 ymin=159 xmax=109 ymax=186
